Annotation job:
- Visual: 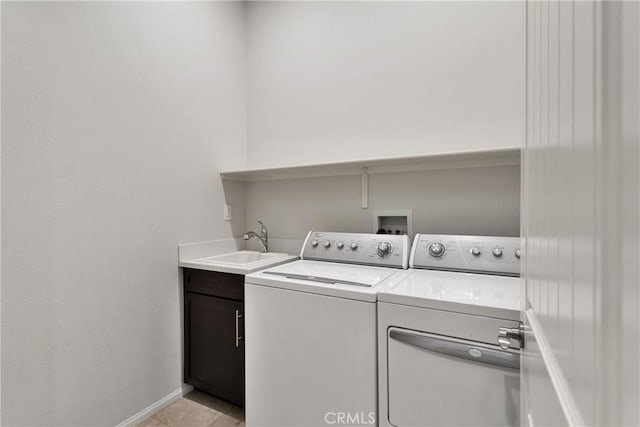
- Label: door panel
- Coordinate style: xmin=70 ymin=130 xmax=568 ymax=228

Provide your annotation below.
xmin=185 ymin=292 xmax=244 ymax=406
xmin=387 ymin=328 xmax=519 ymax=427
xmin=523 ymin=1 xmax=639 ymax=426
xmin=245 ymin=284 xmax=377 ymax=427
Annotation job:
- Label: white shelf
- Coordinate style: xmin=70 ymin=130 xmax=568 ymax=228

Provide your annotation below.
xmin=220 ymin=147 xmax=521 ymax=182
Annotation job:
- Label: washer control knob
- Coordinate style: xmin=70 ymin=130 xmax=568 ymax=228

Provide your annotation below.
xmin=428 ymin=242 xmax=445 ymax=257
xmin=323 ymin=241 xmax=331 ymax=248
xmin=337 ymin=242 xmax=344 ymax=249
xmin=515 ymin=248 xmax=521 ymax=259
xmin=311 ymin=240 xmax=318 ymax=248
xmin=470 ymin=247 xmax=481 ymax=257
xmin=493 ymin=247 xmax=503 ymax=258
xmin=377 ymin=241 xmax=393 ymax=257
xmin=350 ymin=242 xmax=358 ymax=251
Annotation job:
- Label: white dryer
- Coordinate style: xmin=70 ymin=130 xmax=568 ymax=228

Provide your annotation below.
xmin=245 ymin=231 xmax=410 ymax=427
xmin=378 ymin=234 xmax=523 ymax=427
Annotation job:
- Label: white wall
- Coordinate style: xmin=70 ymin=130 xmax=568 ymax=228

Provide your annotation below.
xmin=522 ymin=1 xmax=639 ymax=425
xmin=245 ymin=1 xmax=526 ymax=169
xmin=1 ymin=2 xmax=246 ymax=425
xmin=243 ymin=165 xmax=521 ymax=248
xmin=1 ymin=2 xmax=527 ymax=424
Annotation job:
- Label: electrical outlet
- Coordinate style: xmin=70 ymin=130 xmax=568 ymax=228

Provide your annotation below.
xmin=224 ymin=205 xmax=232 ymax=221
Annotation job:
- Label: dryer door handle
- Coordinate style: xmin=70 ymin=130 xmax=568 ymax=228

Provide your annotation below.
xmin=389 ymin=328 xmax=519 ymax=370
xmin=498 ymin=325 xmax=524 ymax=349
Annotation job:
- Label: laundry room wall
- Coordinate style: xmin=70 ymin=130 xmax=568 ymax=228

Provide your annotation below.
xmin=245 ymin=1 xmax=526 ymax=169
xmin=242 ymin=165 xmax=521 ymax=251
xmin=1 ymin=2 xmax=246 ymax=425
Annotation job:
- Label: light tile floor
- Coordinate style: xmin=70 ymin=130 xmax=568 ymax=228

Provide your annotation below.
xmin=137 ymin=390 xmax=244 ymax=427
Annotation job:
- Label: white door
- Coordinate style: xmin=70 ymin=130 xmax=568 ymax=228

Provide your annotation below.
xmin=522 ymin=1 xmax=639 ymax=426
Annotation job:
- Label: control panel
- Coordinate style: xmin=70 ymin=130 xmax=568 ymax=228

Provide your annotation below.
xmin=300 ymin=231 xmax=410 ymax=269
xmin=410 ymin=234 xmax=521 ymax=276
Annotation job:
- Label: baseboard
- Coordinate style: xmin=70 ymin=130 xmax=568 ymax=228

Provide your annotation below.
xmin=116 ymin=384 xmax=194 ymax=427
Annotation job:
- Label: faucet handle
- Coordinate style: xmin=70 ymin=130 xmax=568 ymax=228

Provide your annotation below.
xmin=257 ymin=220 xmax=267 ymax=235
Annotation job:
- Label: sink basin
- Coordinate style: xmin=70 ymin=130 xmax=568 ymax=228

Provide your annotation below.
xmin=198 ymin=251 xmax=286 ymax=265
xmin=181 ymin=249 xmax=298 ymax=274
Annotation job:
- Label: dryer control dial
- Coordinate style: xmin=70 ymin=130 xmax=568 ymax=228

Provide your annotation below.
xmin=376 ymin=241 xmax=393 ymax=257
xmin=428 ymin=242 xmax=446 ymax=257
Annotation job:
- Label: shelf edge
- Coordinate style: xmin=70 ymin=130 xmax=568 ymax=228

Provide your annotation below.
xmin=220 ymin=148 xmax=521 ymax=182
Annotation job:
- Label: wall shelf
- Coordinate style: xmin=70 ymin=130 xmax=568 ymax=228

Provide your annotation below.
xmin=220 ymin=147 xmax=521 ymax=182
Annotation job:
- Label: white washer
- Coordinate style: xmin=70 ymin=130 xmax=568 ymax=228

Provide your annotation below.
xmin=245 ymin=231 xmax=410 ymax=427
xmin=378 ymin=234 xmax=523 ymax=427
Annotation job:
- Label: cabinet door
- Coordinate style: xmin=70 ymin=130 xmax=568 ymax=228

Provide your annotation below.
xmin=185 ymin=292 xmax=244 ymax=406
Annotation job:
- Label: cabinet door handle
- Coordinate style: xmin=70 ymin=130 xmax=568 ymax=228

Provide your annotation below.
xmin=235 ymin=310 xmax=243 ymax=348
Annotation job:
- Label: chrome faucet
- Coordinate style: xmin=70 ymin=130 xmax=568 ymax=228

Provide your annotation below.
xmin=243 ymin=220 xmax=269 ymax=253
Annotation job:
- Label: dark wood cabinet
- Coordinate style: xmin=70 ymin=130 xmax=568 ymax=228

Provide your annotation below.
xmin=184 ymin=268 xmax=244 ymax=406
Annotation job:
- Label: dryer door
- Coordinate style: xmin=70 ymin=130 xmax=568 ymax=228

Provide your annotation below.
xmin=387 ymin=327 xmax=520 ymax=427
